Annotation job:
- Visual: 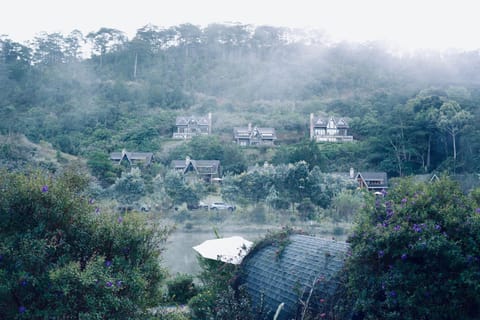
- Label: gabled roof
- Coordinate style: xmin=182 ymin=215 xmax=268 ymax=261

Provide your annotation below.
xmin=110 ymin=151 xmax=154 ymax=165
xmin=171 ymin=159 xmax=220 ymax=175
xmin=313 ymin=116 xmax=349 ymax=129
xmin=233 ymin=126 xmax=277 ymax=140
xmin=240 ymin=235 xmax=349 ymax=320
xmin=413 ymin=173 xmax=440 ymax=183
xmin=175 ymin=115 xmax=210 ymax=126
xmin=356 ymin=171 xmax=388 ymax=189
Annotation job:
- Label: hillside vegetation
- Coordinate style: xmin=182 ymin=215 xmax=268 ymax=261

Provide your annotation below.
xmin=1 ymin=24 xmax=480 ymax=176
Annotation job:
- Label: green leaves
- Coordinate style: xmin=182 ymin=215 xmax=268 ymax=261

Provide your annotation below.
xmin=0 ymin=169 xmax=168 ymax=318
xmin=343 ymin=178 xmax=480 ymax=319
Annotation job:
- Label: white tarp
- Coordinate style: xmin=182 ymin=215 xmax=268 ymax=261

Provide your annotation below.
xmin=193 ymin=236 xmax=253 ymax=264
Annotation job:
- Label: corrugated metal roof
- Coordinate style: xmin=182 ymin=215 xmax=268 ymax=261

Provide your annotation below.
xmin=240 ymin=235 xmax=349 ymax=320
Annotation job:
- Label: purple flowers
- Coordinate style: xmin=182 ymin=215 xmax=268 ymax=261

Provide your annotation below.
xmin=117 ymin=216 xmax=123 ymax=223
xmin=435 ymin=224 xmax=441 ymax=231
xmin=116 ymin=280 xmax=123 ymax=287
xmin=89 ymin=198 xmax=95 ymax=204
xmin=106 ymin=281 xmax=113 ymax=287
xmin=41 ymin=185 xmax=49 ymax=193
xmin=389 ymin=291 xmax=397 ymax=298
xmin=401 ymin=253 xmax=408 ymax=261
xmin=413 ymin=224 xmax=423 ymax=233
xmin=476 ymin=208 xmax=480 ymax=214
xmin=105 ymin=260 xmax=112 ymax=267
xmin=394 ymin=225 xmax=401 ymax=231
xmin=378 ymin=250 xmax=385 ymax=258
xmin=386 ymin=208 xmax=394 ymax=218
xmin=19 ymin=306 xmax=26 ymax=313
xmin=95 ymin=207 xmax=100 ymax=214
xmin=20 ymin=279 xmax=27 ymax=287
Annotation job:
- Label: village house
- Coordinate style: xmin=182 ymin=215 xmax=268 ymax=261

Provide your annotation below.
xmin=355 ymin=170 xmax=388 ymax=191
xmin=233 ymin=123 xmax=277 ymax=146
xmin=110 ymin=149 xmax=154 ymax=166
xmin=172 ymin=113 xmax=212 ymax=139
xmin=170 ymin=157 xmax=221 ymax=183
xmin=309 ymin=113 xmax=353 ymax=142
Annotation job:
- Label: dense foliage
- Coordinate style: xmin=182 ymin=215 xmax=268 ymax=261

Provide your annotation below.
xmin=222 ymin=161 xmax=358 ymax=218
xmin=342 ymin=179 xmax=480 ymax=319
xmin=0 ymin=169 xmax=168 ymax=319
xmin=2 ymin=24 xmax=480 ymax=177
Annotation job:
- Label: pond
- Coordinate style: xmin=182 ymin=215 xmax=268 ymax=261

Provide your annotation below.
xmin=162 ymin=223 xmax=350 ymax=276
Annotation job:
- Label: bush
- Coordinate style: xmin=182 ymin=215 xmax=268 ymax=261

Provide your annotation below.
xmin=166 ymin=274 xmax=198 ymax=304
xmin=188 ymin=257 xmax=238 ymax=319
xmin=0 ymin=169 xmax=169 ymax=319
xmin=249 ymin=205 xmax=267 ymax=223
xmin=341 ymin=178 xmax=480 ymax=319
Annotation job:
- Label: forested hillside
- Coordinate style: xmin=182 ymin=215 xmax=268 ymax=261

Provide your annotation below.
xmin=2 ymin=23 xmax=480 ymax=176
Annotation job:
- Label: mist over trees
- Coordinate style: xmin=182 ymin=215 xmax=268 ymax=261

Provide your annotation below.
xmin=2 ymin=23 xmax=480 ymax=176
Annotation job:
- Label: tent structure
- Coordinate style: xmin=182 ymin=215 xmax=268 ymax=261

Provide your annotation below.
xmin=193 ymin=236 xmax=253 ymax=265
xmin=239 ymin=234 xmax=350 ymax=320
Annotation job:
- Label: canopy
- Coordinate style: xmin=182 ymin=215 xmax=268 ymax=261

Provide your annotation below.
xmin=193 ymin=236 xmax=253 ymax=264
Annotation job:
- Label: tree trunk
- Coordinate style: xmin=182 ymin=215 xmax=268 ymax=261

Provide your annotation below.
xmin=452 ymin=131 xmax=457 ymax=174
xmin=133 ymin=53 xmax=138 ymax=80
xmin=426 ymin=134 xmax=431 ymax=171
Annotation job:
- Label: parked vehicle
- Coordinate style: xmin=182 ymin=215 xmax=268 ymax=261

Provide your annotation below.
xmin=209 ymin=202 xmax=236 ymax=211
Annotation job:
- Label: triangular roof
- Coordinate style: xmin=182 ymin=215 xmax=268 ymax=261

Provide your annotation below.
xmin=240 ymin=235 xmax=349 ymax=320
xmin=313 ymin=116 xmax=349 ymax=129
xmin=233 ymin=126 xmax=277 ymax=139
xmin=356 ymin=171 xmax=388 ymax=189
xmin=175 ymin=115 xmax=210 ymax=126
xmin=110 ymin=150 xmax=154 ymax=165
xmin=171 ymin=159 xmax=220 ymax=175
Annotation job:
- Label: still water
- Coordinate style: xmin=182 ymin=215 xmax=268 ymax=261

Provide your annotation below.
xmin=162 ymin=225 xmax=273 ymax=276
xmin=162 ymin=223 xmax=348 ymax=276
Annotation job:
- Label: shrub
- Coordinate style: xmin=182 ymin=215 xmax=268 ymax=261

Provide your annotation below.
xmin=341 ymin=178 xmax=480 ymax=319
xmin=166 ymin=274 xmax=198 ymax=304
xmin=188 ymin=257 xmax=238 ymax=319
xmin=0 ymin=169 xmax=169 ymax=319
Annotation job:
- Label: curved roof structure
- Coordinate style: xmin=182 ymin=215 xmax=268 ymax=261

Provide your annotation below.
xmin=240 ymin=234 xmax=349 ymax=320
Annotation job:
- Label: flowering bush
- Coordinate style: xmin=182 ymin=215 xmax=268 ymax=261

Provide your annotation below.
xmin=0 ymin=169 xmax=168 ymax=319
xmin=342 ymin=178 xmax=480 ymax=319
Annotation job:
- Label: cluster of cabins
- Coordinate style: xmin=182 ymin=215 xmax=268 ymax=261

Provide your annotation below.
xmin=172 ymin=113 xmax=354 ymax=145
xmin=110 ymin=112 xmax=389 ymax=191
xmin=110 ymin=149 xmax=388 ymax=191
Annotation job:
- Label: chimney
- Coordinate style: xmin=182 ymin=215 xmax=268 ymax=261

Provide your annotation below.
xmin=310 ymin=113 xmax=314 ymax=140
xmin=248 ymin=123 xmax=252 ymax=132
xmin=349 ymin=167 xmax=355 ymax=179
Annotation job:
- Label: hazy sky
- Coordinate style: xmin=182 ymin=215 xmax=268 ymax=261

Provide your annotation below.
xmin=1 ymin=0 xmax=478 ymax=51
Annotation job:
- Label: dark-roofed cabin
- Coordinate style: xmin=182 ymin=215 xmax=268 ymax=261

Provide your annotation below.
xmin=310 ymin=114 xmax=353 ymax=142
xmin=356 ymin=171 xmax=388 ymax=191
xmin=171 ymin=158 xmax=220 ymax=183
xmin=240 ymin=234 xmax=350 ymax=320
xmin=110 ymin=149 xmax=154 ymax=166
xmin=234 ymin=124 xmax=277 ymax=146
xmin=173 ymin=113 xmax=212 ymax=139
